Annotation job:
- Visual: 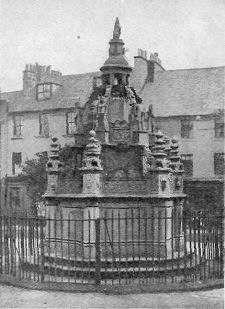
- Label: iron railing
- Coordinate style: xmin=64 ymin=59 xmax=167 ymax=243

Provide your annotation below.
xmin=0 ymin=206 xmax=223 ymax=286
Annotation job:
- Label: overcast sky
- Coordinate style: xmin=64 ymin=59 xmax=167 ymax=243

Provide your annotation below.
xmin=1 ymin=0 xmax=225 ymax=92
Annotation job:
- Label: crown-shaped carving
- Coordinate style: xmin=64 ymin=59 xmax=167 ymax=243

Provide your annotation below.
xmin=46 ymin=137 xmax=63 ymax=174
xmin=151 ymin=130 xmax=169 ymax=169
xmin=80 ymin=130 xmax=103 ymax=171
xmin=169 ymin=137 xmax=184 ymax=172
xmin=164 ymin=135 xmax=171 ymax=157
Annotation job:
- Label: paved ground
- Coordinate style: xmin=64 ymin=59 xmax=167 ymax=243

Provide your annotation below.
xmin=0 ymin=284 xmax=223 ymax=308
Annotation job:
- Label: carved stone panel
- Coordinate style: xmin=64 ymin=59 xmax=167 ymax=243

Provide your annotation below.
xmin=109 ymin=120 xmax=131 ymax=143
xmin=102 ymin=145 xmax=142 ymax=182
xmin=107 ymin=97 xmax=124 ymax=123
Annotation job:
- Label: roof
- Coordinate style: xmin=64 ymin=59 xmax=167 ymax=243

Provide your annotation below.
xmin=101 ymin=55 xmax=132 ymax=71
xmin=0 ymin=99 xmax=7 ymax=121
xmin=2 ymin=72 xmax=101 ymax=113
xmin=140 ymin=66 xmax=225 ymax=117
xmin=2 ymin=66 xmax=224 ymax=117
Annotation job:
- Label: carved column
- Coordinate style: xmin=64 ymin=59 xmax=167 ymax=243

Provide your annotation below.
xmin=169 ymin=137 xmax=185 ymax=251
xmin=79 ymin=130 xmax=103 ymax=259
xmin=46 ymin=137 xmax=62 ymax=194
xmin=145 ymin=131 xmax=185 ymax=258
xmin=79 ymin=130 xmax=103 ymax=195
xmin=45 ymin=137 xmax=63 ymax=258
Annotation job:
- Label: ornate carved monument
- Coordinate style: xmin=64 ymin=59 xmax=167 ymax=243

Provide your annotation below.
xmin=44 ymin=19 xmax=185 ymax=265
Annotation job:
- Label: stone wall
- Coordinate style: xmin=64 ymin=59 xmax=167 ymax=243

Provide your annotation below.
xmin=1 ymin=177 xmax=32 ymax=215
xmin=184 ymin=179 xmax=224 ymax=210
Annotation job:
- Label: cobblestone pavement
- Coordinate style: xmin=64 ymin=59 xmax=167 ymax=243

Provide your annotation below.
xmin=0 ymin=284 xmax=223 ymax=308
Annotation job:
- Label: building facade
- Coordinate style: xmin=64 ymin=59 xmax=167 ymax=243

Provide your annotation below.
xmin=136 ymin=57 xmax=224 ymax=178
xmin=1 ymin=23 xmax=224 ymax=214
xmin=133 ymin=55 xmax=224 ymax=209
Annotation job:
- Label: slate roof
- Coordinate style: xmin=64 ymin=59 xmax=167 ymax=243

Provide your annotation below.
xmin=101 ymin=55 xmax=132 ymax=71
xmin=2 ymin=72 xmax=101 ymax=113
xmin=140 ymin=66 xmax=225 ymax=117
xmin=2 ymin=66 xmax=224 ymax=117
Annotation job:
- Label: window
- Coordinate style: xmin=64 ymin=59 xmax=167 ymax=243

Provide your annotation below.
xmin=103 ymin=74 xmax=110 ymax=85
xmin=181 ymin=120 xmax=193 ymax=139
xmin=9 ymin=187 xmax=21 ymax=209
xmin=215 ymin=118 xmax=224 ymax=138
xmin=39 ymin=113 xmax=49 ymax=136
xmin=114 ymin=73 xmax=123 ymax=85
xmin=13 ymin=115 xmax=23 ymax=137
xmin=66 ymin=112 xmax=76 ymax=135
xmin=126 ymin=75 xmax=129 ymax=85
xmin=181 ymin=154 xmax=193 ymax=177
xmin=214 ymin=153 xmax=224 ymax=176
xmin=36 ymin=83 xmax=52 ymax=101
xmin=12 ymin=152 xmax=22 ymax=175
xmin=93 ymin=77 xmax=102 ymax=88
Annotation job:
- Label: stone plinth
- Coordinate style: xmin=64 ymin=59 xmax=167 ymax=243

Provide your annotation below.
xmin=44 ymin=194 xmax=185 ymax=261
xmin=82 ymin=172 xmax=102 ymax=195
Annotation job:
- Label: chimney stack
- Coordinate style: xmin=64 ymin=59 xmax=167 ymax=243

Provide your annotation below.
xmin=23 ymin=63 xmax=62 ymax=97
xmin=131 ymin=49 xmax=164 ymax=91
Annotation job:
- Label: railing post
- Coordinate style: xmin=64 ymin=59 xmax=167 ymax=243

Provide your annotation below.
xmin=95 ymin=218 xmax=101 ymax=286
xmin=0 ymin=215 xmax=3 ymax=274
xmin=219 ymin=210 xmax=224 ymax=277
xmin=40 ymin=217 xmax=45 ymax=282
xmin=183 ymin=210 xmax=187 ymax=282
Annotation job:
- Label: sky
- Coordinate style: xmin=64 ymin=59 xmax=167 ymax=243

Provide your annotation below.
xmin=1 ymin=0 xmax=225 ymax=92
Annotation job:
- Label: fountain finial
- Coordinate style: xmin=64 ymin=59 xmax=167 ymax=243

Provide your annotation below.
xmin=113 ymin=17 xmax=121 ymax=39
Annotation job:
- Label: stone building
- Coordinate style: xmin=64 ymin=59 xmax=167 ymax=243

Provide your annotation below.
xmin=130 ymin=52 xmax=224 ymax=209
xmin=133 ymin=55 xmax=224 ymax=180
xmin=1 ymin=18 xmax=224 ymax=214
xmin=0 ymin=66 xmax=101 ymax=214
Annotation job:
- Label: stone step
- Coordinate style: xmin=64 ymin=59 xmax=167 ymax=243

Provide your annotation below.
xmin=44 ymin=253 xmax=193 ymax=268
xmin=22 ymin=256 xmax=204 ymax=280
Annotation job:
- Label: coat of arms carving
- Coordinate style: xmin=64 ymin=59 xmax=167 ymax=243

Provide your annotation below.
xmin=109 ymin=120 xmax=131 ymax=143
